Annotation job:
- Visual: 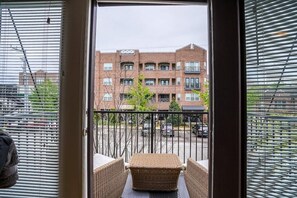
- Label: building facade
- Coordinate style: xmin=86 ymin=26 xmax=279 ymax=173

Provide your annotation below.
xmin=95 ymin=44 xmax=207 ymax=111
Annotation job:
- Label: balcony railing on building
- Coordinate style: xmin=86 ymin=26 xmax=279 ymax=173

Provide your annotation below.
xmin=93 ymin=111 xmax=209 ymax=163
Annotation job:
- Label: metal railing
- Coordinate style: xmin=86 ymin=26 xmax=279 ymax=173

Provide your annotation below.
xmin=93 ymin=111 xmax=209 ymax=163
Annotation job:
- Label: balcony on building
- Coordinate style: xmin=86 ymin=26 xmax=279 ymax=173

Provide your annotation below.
xmin=158 ymin=94 xmax=170 ymax=102
xmin=184 ymin=78 xmax=200 ymax=90
xmin=121 ymin=62 xmax=134 ymax=71
xmin=120 ymin=78 xmax=134 ymax=86
xmin=184 ymin=62 xmax=200 ymax=74
xmin=159 ymin=78 xmax=170 ymax=86
xmin=158 ymin=63 xmax=170 ymax=71
xmin=144 ymin=78 xmax=156 ymax=86
xmin=144 ymin=63 xmax=156 ymax=71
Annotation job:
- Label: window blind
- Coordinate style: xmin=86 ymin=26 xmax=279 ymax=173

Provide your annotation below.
xmin=245 ymin=0 xmax=297 ymax=197
xmin=0 ymin=1 xmax=63 ymax=197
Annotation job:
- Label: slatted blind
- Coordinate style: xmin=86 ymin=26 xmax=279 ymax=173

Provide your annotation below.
xmin=245 ymin=0 xmax=297 ymax=197
xmin=0 ymin=1 xmax=63 ymax=197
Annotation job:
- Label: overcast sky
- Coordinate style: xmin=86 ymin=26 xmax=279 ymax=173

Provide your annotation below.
xmin=96 ymin=5 xmax=208 ymax=52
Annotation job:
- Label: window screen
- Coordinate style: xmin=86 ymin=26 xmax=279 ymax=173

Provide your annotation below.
xmin=245 ymin=0 xmax=297 ymax=197
xmin=0 ymin=1 xmax=63 ymax=197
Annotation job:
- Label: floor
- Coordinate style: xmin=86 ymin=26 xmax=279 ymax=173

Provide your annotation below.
xmin=122 ymin=173 xmax=190 ymax=198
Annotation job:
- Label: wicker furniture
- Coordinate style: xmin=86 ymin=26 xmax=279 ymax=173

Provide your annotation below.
xmin=184 ymin=158 xmax=208 ymax=198
xmin=93 ymin=154 xmax=128 ymax=198
xmin=129 ymin=153 xmax=182 ymax=191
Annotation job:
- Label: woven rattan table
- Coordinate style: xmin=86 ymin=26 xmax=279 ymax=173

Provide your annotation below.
xmin=129 ymin=153 xmax=182 ymax=191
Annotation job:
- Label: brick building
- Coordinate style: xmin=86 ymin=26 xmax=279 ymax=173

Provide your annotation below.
xmin=94 ymin=44 xmax=207 ymax=111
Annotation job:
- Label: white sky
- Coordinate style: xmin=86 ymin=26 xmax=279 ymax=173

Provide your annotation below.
xmin=96 ymin=5 xmax=208 ymax=52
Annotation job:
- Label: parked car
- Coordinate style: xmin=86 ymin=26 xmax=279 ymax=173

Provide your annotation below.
xmin=192 ymin=123 xmax=208 ymax=137
xmin=161 ymin=123 xmax=174 ymax=137
xmin=141 ymin=122 xmax=155 ymax=136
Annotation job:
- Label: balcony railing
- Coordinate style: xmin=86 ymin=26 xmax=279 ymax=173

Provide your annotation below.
xmin=93 ymin=111 xmax=209 ymax=163
xmin=184 ymin=84 xmax=201 ymax=90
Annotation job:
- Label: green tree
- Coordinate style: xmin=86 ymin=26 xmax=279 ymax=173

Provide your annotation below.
xmin=193 ymin=82 xmax=209 ymax=110
xmin=127 ymin=75 xmax=155 ymax=111
xmin=29 ymin=80 xmax=58 ymax=112
xmin=167 ymin=100 xmax=182 ymax=126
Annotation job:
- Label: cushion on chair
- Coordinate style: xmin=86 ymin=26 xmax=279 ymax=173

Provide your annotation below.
xmin=93 ymin=154 xmax=128 ymax=198
xmin=184 ymin=158 xmax=208 ymax=198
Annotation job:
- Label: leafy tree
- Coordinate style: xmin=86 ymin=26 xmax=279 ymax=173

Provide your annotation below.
xmin=247 ymin=86 xmax=261 ymax=109
xmin=167 ymin=100 xmax=182 ymax=126
xmin=192 ymin=82 xmax=209 ymax=110
xmin=127 ymin=75 xmax=155 ymax=111
xmin=29 ymin=80 xmax=58 ymax=112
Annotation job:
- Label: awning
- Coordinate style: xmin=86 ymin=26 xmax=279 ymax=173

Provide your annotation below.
xmin=119 ymin=105 xmax=134 ymax=110
xmin=182 ymin=106 xmax=205 ymax=111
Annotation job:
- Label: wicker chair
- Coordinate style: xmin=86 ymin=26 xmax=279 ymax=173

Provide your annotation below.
xmin=184 ymin=158 xmax=208 ymax=198
xmin=93 ymin=154 xmax=128 ymax=198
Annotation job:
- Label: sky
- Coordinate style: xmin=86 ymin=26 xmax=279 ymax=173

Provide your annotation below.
xmin=96 ymin=5 xmax=208 ymax=52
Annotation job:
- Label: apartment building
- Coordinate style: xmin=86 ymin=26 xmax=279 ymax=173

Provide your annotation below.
xmin=95 ymin=44 xmax=207 ymax=111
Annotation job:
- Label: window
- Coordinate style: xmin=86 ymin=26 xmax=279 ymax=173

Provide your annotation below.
xmin=176 ymin=62 xmax=181 ymax=70
xmin=159 ymin=94 xmax=170 ymax=102
xmin=103 ymin=93 xmax=112 ymax=101
xmin=145 ymin=63 xmax=155 ymax=70
xmin=185 ymin=93 xmax=199 ymax=101
xmin=120 ymin=93 xmax=130 ymax=100
xmin=103 ymin=63 xmax=113 ymax=70
xmin=121 ymin=63 xmax=134 ymax=70
xmin=120 ymin=78 xmax=133 ymax=85
xmin=0 ymin=1 xmax=62 ymax=197
xmin=160 ymin=79 xmax=169 ymax=86
xmin=145 ymin=79 xmax=155 ymax=86
xmin=185 ymin=62 xmax=200 ymax=72
xmin=244 ymin=0 xmax=297 ymax=196
xmin=103 ymin=78 xmax=112 ymax=85
xmin=177 ymin=93 xmax=181 ymax=101
xmin=185 ymin=78 xmax=200 ymax=89
xmin=36 ymin=77 xmax=44 ymax=84
xmin=177 ymin=77 xmax=181 ymax=85
xmin=160 ymin=63 xmax=169 ymax=70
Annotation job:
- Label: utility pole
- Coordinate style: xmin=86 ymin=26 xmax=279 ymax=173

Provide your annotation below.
xmin=12 ymin=46 xmax=29 ymax=112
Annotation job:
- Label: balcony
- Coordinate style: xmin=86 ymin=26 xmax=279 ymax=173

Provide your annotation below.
xmin=184 ymin=84 xmax=201 ymax=91
xmin=93 ymin=111 xmax=209 ymax=197
xmin=184 ymin=69 xmax=200 ymax=74
xmin=94 ymin=111 xmax=208 ymax=163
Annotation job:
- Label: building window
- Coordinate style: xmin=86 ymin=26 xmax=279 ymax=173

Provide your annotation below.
xmin=103 ymin=63 xmax=112 ymax=71
xmin=176 ymin=62 xmax=181 ymax=70
xmin=121 ymin=63 xmax=134 ymax=70
xmin=103 ymin=78 xmax=112 ymax=85
xmin=177 ymin=93 xmax=181 ymax=101
xmin=203 ymin=61 xmax=207 ymax=69
xmin=36 ymin=77 xmax=44 ymax=84
xmin=145 ymin=79 xmax=155 ymax=86
xmin=103 ymin=93 xmax=112 ymax=101
xmin=185 ymin=78 xmax=200 ymax=89
xmin=120 ymin=78 xmax=133 ymax=85
xmin=185 ymin=93 xmax=199 ymax=101
xmin=160 ymin=79 xmax=169 ymax=86
xmin=145 ymin=63 xmax=155 ymax=70
xmin=185 ymin=62 xmax=200 ymax=72
xmin=177 ymin=77 xmax=181 ymax=85
xmin=159 ymin=63 xmax=169 ymax=70
xmin=120 ymin=93 xmax=130 ymax=101
xmin=159 ymin=94 xmax=170 ymax=102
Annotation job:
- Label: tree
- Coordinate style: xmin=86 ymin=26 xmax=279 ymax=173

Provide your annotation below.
xmin=127 ymin=75 xmax=155 ymax=111
xmin=167 ymin=100 xmax=182 ymax=126
xmin=29 ymin=80 xmax=58 ymax=112
xmin=192 ymin=82 xmax=209 ymax=110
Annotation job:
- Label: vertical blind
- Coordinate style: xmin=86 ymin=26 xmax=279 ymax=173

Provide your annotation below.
xmin=0 ymin=1 xmax=63 ymax=197
xmin=245 ymin=0 xmax=297 ymax=197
